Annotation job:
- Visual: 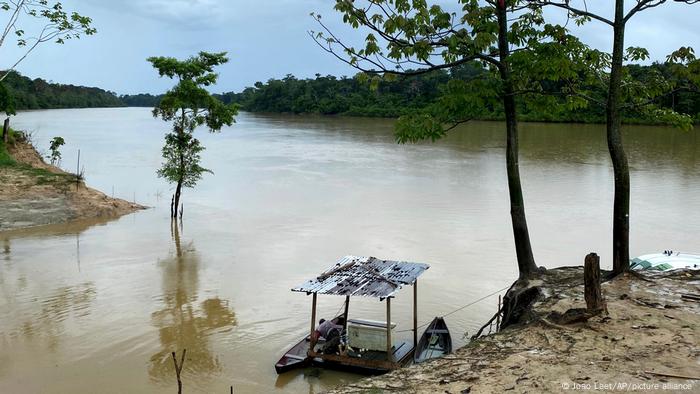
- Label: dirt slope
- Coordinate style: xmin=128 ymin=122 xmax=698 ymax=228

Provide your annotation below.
xmin=327 ymin=268 xmax=699 ymax=393
xmin=0 ymin=140 xmax=145 ymax=231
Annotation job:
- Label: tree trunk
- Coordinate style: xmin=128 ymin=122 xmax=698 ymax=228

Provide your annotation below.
xmin=173 ymin=180 xmax=183 ymax=220
xmin=608 ymin=0 xmax=630 ymax=275
xmin=172 ymin=109 xmax=186 ymax=219
xmin=2 ymin=117 xmax=9 ymax=144
xmin=496 ymin=1 xmax=538 ymax=278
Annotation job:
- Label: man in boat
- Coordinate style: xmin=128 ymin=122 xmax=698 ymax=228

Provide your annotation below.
xmin=309 ymin=317 xmax=345 ymax=355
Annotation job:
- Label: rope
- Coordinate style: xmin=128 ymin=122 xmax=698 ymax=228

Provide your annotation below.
xmin=332 ymin=299 xmax=347 ymax=319
xmin=396 ymin=284 xmax=511 ymax=333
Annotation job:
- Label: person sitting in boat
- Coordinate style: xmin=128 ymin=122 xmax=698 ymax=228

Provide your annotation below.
xmin=310 ymin=317 xmax=346 ymax=354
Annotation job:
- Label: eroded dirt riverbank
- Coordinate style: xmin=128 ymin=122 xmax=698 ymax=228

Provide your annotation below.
xmin=0 ymin=139 xmax=145 ymax=231
xmin=327 ymin=268 xmax=700 ymax=393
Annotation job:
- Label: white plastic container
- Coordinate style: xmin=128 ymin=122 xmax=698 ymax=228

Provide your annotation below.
xmin=347 ymin=319 xmax=397 ymax=351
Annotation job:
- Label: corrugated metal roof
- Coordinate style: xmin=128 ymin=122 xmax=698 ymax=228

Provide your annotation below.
xmin=291 ymin=255 xmax=430 ymax=298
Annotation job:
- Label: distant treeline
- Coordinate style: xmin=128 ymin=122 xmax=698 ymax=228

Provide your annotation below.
xmin=4 ymin=64 xmax=698 ymax=124
xmin=120 ymin=93 xmax=163 ymax=107
xmin=216 ymin=63 xmax=700 ymax=124
xmin=2 ymin=71 xmax=124 ymax=109
xmin=2 ymin=71 xmax=166 ymax=110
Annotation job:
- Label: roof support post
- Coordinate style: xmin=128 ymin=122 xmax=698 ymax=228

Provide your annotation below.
xmin=386 ymin=297 xmax=393 ymax=362
xmin=413 ymin=280 xmax=418 ymax=350
xmin=310 ymin=292 xmax=317 ymax=342
xmin=343 ymin=295 xmax=350 ymax=331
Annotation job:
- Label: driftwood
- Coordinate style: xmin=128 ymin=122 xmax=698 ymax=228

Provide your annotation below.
xmin=546 ymin=308 xmax=597 ymax=325
xmin=644 ymin=370 xmax=700 ymax=380
xmin=681 ymin=293 xmax=700 ymax=302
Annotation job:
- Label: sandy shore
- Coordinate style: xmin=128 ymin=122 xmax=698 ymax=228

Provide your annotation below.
xmin=327 ymin=268 xmax=699 ymax=393
xmin=0 ymin=139 xmax=146 ymax=232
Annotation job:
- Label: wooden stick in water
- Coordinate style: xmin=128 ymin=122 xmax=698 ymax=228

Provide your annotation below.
xmin=171 ymin=349 xmax=186 ymax=394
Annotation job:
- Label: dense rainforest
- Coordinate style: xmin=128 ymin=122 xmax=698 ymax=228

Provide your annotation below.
xmin=2 ymin=71 xmax=123 ymax=110
xmin=2 ymin=64 xmax=698 ymax=125
xmin=120 ymin=93 xmax=163 ymax=107
xmin=217 ymin=62 xmax=700 ymax=124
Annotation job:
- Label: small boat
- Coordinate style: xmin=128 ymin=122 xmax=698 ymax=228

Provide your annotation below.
xmin=276 ymin=315 xmax=341 ymax=374
xmin=275 ymin=335 xmax=314 ymax=374
xmin=414 ymin=317 xmax=452 ymax=363
xmin=277 ymin=256 xmax=431 ymax=374
xmin=631 ymin=251 xmax=700 ymax=272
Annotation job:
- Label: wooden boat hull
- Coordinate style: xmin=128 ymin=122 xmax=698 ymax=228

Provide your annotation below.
xmin=276 ymin=336 xmax=414 ymax=375
xmin=275 ymin=336 xmax=312 ymax=374
xmin=309 ymin=340 xmax=414 ymax=375
xmin=414 ymin=317 xmax=452 ymax=363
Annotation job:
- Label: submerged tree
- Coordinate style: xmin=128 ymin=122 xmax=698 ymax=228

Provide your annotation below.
xmin=532 ymin=0 xmax=700 ymax=275
xmin=312 ymin=0 xmax=593 ymax=278
xmin=148 ymin=52 xmax=238 ymax=219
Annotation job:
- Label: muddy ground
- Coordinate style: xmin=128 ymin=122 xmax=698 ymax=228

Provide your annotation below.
xmin=0 ymin=140 xmax=145 ymax=231
xmin=327 ymin=268 xmax=699 ymax=393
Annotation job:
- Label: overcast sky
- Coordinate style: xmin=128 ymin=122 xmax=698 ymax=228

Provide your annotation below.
xmin=2 ymin=0 xmax=699 ymax=95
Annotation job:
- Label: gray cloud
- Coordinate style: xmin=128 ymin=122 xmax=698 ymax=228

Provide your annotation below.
xmin=2 ymin=0 xmax=697 ymax=95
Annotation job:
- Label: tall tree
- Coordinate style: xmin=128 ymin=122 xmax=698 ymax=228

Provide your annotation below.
xmin=148 ymin=52 xmax=238 ymax=219
xmin=0 ymin=0 xmax=96 ymax=82
xmin=532 ymin=0 xmax=699 ymax=275
xmin=312 ymin=0 xmax=590 ymax=277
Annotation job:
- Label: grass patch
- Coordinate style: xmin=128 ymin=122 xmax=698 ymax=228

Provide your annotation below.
xmin=1 ymin=128 xmax=77 ymax=188
xmin=0 ymin=131 xmax=16 ymax=167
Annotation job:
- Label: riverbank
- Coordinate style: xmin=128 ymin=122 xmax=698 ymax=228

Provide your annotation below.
xmin=328 ymin=268 xmax=699 ymax=393
xmin=0 ymin=132 xmax=145 ymax=232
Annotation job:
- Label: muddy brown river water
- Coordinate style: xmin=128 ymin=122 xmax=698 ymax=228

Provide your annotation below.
xmin=1 ymin=108 xmax=699 ymax=393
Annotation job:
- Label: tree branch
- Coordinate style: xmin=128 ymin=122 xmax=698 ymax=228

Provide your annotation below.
xmin=530 ymin=0 xmax=614 ymax=26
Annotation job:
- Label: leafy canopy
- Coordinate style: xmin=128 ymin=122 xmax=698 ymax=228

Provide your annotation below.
xmin=0 ymin=82 xmax=16 ymax=116
xmin=157 ymin=132 xmax=209 ymax=188
xmin=312 ymin=0 xmax=597 ymax=142
xmin=148 ymin=51 xmax=238 ymax=133
xmin=528 ymin=0 xmax=700 ymax=131
xmin=148 ymin=51 xmax=238 ymax=188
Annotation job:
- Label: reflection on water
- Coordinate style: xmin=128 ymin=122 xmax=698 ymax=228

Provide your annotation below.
xmin=0 ymin=108 xmax=698 ymax=393
xmin=0 ymin=214 xmax=126 ymax=241
xmin=0 ymin=220 xmax=98 ymax=347
xmin=6 ymin=282 xmax=96 ymax=352
xmin=149 ymin=222 xmax=237 ymax=385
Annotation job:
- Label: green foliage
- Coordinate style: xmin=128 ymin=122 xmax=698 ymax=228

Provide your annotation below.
xmin=395 ymin=113 xmax=447 ymax=143
xmin=0 ymin=1 xmax=96 ymax=80
xmin=0 ymin=136 xmax=15 ymax=167
xmin=224 ymin=62 xmax=700 ymax=126
xmin=156 ymin=132 xmax=210 ymax=187
xmin=48 ymin=136 xmax=64 ymax=165
xmin=1 ymin=71 xmax=123 ymax=109
xmin=0 ymin=82 xmax=16 ymax=116
xmin=308 ymin=0 xmax=631 ymax=144
xmin=120 ymin=93 xmax=162 ymax=107
xmin=148 ymin=51 xmax=238 ymax=189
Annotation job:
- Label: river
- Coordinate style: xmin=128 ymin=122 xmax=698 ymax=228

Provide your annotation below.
xmin=1 ymin=108 xmax=699 ymax=393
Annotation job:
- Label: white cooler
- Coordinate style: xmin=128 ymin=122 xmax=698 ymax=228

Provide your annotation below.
xmin=347 ymin=319 xmax=397 ymax=351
